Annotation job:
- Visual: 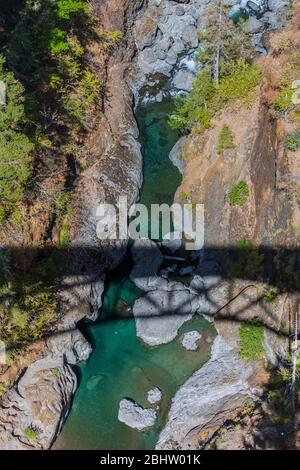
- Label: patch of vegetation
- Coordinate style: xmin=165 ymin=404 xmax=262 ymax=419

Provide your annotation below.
xmin=286 ymin=127 xmax=300 ymax=151
xmin=274 ymin=250 xmax=298 ymax=292
xmin=106 ymin=30 xmax=124 ymax=42
xmin=217 ymin=124 xmax=235 ymax=153
xmin=181 ymin=192 xmax=192 ymax=201
xmin=0 ymin=56 xmax=33 ymax=219
xmin=0 ymin=248 xmax=9 ymax=284
xmin=227 ymin=180 xmax=249 ymax=206
xmin=196 ymin=5 xmax=255 ymax=81
xmin=0 ymin=249 xmax=60 ymax=351
xmin=272 ymin=86 xmax=294 ymax=112
xmin=267 ymin=369 xmax=293 ymax=424
xmin=0 ymin=381 xmax=11 ymax=398
xmin=230 ymin=239 xmax=265 ymax=279
xmin=54 ymin=191 xmax=72 ymax=217
xmin=0 ymin=0 xmax=110 ymax=226
xmin=238 ymin=318 xmax=265 ymax=361
xmin=169 ymin=60 xmax=262 ymax=133
xmin=60 ymin=220 xmax=71 ymax=247
xmin=264 ymin=289 xmax=278 ymax=303
xmin=23 ymin=425 xmax=39 ymax=441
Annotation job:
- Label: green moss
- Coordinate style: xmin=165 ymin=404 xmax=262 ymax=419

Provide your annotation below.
xmin=228 ymin=180 xmax=249 ymax=206
xmin=217 ymin=124 xmax=235 ymax=153
xmin=238 ymin=318 xmax=265 ymax=361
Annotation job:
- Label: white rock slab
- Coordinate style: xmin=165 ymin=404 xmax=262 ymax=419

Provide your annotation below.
xmin=118 ymin=399 xmax=157 ymax=431
xmin=181 ymin=330 xmax=202 ymax=351
xmin=147 ymin=387 xmax=162 ymax=405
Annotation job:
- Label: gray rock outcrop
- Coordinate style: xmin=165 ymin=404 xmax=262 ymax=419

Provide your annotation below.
xmin=181 ymin=330 xmax=202 ymax=350
xmin=133 ymin=286 xmax=199 ymax=346
xmin=0 ymin=329 xmax=91 ymax=450
xmin=156 ymin=336 xmax=265 ymax=449
xmin=131 ymin=0 xmax=288 ymax=101
xmin=118 ymin=398 xmax=157 ymax=430
xmin=147 ymin=387 xmax=162 ymax=405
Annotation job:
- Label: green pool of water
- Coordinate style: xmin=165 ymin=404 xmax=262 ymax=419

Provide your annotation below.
xmin=53 ymin=100 xmax=216 ymax=450
xmin=131 ymin=100 xmax=182 ymax=240
xmin=53 ymin=300 xmax=215 ymax=450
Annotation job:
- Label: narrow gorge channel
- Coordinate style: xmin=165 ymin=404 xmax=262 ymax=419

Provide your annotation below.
xmin=53 ymin=99 xmax=216 ymax=450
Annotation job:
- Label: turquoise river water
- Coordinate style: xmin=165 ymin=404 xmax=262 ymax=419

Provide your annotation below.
xmin=53 ymin=100 xmax=216 ymax=450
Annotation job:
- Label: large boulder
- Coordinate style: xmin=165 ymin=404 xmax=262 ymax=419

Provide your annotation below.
xmin=133 ymin=287 xmax=199 ymax=346
xmin=118 ymin=399 xmax=157 ymax=431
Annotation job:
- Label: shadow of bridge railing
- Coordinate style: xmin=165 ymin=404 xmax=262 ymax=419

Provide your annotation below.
xmin=0 ymin=243 xmax=299 ymax=356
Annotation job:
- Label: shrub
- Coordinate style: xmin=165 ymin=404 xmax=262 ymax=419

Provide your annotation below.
xmin=9 ymin=306 xmax=29 ymax=329
xmin=0 ymin=132 xmax=33 ymax=208
xmin=182 ymin=192 xmax=192 ymax=201
xmin=54 ymin=191 xmax=72 ymax=216
xmin=62 ymin=70 xmax=102 ymax=124
xmin=217 ymin=124 xmax=235 ymax=153
xmin=228 ymin=180 xmax=249 ymax=206
xmin=60 ymin=220 xmax=71 ymax=247
xmin=23 ymin=425 xmax=39 ymax=441
xmin=56 ymin=0 xmax=89 ymax=21
xmin=0 ymin=265 xmax=57 ymax=349
xmin=273 ymin=86 xmax=294 ymax=112
xmin=264 ymin=289 xmax=278 ymax=303
xmin=286 ymin=127 xmax=300 ymax=151
xmin=168 ymin=70 xmax=216 ymax=133
xmin=49 ymin=28 xmax=69 ymax=55
xmin=230 ymin=239 xmax=265 ymax=279
xmin=107 ymin=31 xmax=125 ymax=42
xmin=239 ymin=318 xmax=265 ymax=361
xmin=214 ymin=59 xmax=262 ymax=107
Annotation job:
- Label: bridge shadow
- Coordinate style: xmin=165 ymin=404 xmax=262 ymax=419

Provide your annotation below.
xmin=0 ymin=242 xmax=299 ymax=351
xmin=0 ymin=241 xmax=299 ymax=449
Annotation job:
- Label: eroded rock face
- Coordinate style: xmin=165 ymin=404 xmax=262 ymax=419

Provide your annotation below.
xmin=156 ymin=336 xmax=267 ymax=449
xmin=131 ymin=0 xmax=288 ymax=101
xmin=0 ymin=365 xmax=76 ymax=450
xmin=0 ymin=330 xmax=91 ymax=449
